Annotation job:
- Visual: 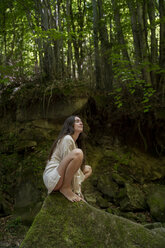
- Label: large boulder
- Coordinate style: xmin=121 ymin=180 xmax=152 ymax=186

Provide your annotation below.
xmin=16 ymin=97 xmax=88 ymax=122
xmin=97 ymin=174 xmax=119 ymax=199
xmin=119 ymin=183 xmax=146 ymax=211
xmin=14 ymin=180 xmax=43 ymax=225
xmin=145 ymin=184 xmax=165 ymax=222
xmin=20 ymin=193 xmax=165 ymax=248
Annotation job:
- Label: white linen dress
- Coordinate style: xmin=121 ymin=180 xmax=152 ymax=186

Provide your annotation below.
xmin=43 ymin=135 xmax=85 ymax=195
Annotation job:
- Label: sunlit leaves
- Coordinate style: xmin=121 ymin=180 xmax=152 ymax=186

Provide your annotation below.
xmin=0 ymin=0 xmax=164 ymax=114
xmin=33 ymin=26 xmax=66 ymax=40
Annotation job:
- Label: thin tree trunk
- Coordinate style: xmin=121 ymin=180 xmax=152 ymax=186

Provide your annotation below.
xmin=52 ymin=0 xmax=59 ymax=78
xmin=126 ymin=0 xmax=141 ymax=65
xmin=66 ymin=0 xmax=72 ymax=78
xmin=40 ymin=0 xmax=51 ymax=79
xmin=9 ymin=8 xmax=16 ymax=60
xmin=19 ymin=22 xmax=24 ymax=77
xmin=34 ymin=0 xmax=44 ymax=81
xmin=77 ymin=0 xmax=86 ymax=80
xmin=3 ymin=11 xmax=7 ymax=65
xmin=143 ymin=0 xmax=149 ymax=53
xmin=70 ymin=0 xmax=84 ymax=80
xmin=148 ymin=0 xmax=157 ymax=88
xmin=47 ymin=0 xmax=56 ymax=78
xmin=137 ymin=0 xmax=151 ymax=84
xmin=159 ymin=0 xmax=165 ymax=95
xmin=70 ymin=0 xmax=78 ymax=79
xmin=57 ymin=0 xmax=63 ymax=79
xmin=111 ymin=0 xmax=131 ymax=63
xmin=71 ymin=44 xmax=76 ymax=79
xmin=92 ymin=0 xmax=102 ymax=89
xmin=159 ymin=0 xmax=165 ymax=68
xmin=97 ymin=0 xmax=113 ymax=90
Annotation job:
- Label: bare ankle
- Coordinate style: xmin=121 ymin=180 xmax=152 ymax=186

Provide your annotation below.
xmin=59 ymin=187 xmax=82 ymax=202
xmin=60 ymin=185 xmax=71 ymax=191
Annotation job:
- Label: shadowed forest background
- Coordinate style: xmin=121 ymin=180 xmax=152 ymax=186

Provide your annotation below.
xmin=0 ymin=0 xmax=165 ymax=247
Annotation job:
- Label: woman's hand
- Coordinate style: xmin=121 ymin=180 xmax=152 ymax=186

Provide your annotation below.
xmin=83 ymin=165 xmax=92 ymax=180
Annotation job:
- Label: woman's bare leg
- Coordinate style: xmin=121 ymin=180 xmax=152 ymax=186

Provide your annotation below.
xmin=59 ymin=154 xmax=83 ymax=202
xmin=54 ymin=149 xmax=83 ymax=202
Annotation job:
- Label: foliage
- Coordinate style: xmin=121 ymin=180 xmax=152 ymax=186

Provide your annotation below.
xmin=0 ymin=0 xmax=164 ymax=111
xmin=113 ymin=152 xmax=132 ymax=172
xmin=6 ymin=217 xmax=22 ymax=231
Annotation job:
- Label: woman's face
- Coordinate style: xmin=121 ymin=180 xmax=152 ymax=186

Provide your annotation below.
xmin=74 ymin=116 xmax=83 ymax=133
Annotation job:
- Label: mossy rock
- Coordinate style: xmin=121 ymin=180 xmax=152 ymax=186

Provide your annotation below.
xmin=20 ymin=193 xmax=165 ymax=248
xmin=152 ymin=228 xmax=165 ymax=238
xmin=144 ymin=222 xmax=163 ymax=230
xmin=97 ymin=175 xmax=119 ymax=199
xmin=96 ymin=195 xmax=109 ymax=208
xmin=128 ymin=150 xmax=165 ymax=183
xmin=145 ymin=184 xmax=165 ymax=222
xmin=16 ymin=97 xmax=88 ymax=122
xmin=112 ymin=172 xmax=126 ymax=186
xmin=119 ymin=183 xmax=146 ymax=211
xmin=120 ymin=212 xmax=148 ymax=223
xmin=14 ymin=181 xmax=43 ymax=225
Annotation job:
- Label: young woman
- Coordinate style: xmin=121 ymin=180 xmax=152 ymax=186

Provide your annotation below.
xmin=43 ymin=116 xmax=92 ymax=202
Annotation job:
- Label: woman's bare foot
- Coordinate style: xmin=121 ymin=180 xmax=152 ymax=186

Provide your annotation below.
xmin=60 ymin=187 xmax=82 ymax=202
xmin=76 ymin=193 xmax=87 ymax=203
xmin=76 ymin=192 xmax=84 ymax=199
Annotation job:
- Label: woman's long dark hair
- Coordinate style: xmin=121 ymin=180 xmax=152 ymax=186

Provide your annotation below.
xmin=48 ymin=116 xmax=85 ymax=164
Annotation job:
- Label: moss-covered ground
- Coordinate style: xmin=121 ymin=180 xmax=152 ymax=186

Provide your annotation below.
xmin=20 ymin=193 xmax=165 ymax=248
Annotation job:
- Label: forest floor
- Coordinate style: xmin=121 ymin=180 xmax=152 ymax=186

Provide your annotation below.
xmin=0 ymin=215 xmax=28 ymax=248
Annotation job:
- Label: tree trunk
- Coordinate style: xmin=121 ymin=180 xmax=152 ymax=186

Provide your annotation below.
xmin=57 ymin=0 xmax=64 ymax=79
xmin=66 ymin=0 xmax=72 ymax=78
xmin=137 ymin=0 xmax=151 ymax=84
xmin=40 ymin=0 xmax=52 ymax=79
xmin=111 ymin=0 xmax=131 ymax=62
xmin=97 ymin=0 xmax=113 ymax=90
xmin=19 ymin=21 xmax=24 ymax=77
xmin=70 ymin=0 xmax=85 ymax=80
xmin=92 ymin=0 xmax=102 ymax=89
xmin=72 ymin=44 xmax=76 ymax=79
xmin=159 ymin=0 xmax=165 ymax=92
xmin=148 ymin=0 xmax=157 ymax=88
xmin=126 ymin=0 xmax=141 ymax=66
xmin=3 ymin=11 xmax=7 ymax=65
xmin=70 ymin=0 xmax=79 ymax=79
xmin=33 ymin=0 xmax=44 ymax=81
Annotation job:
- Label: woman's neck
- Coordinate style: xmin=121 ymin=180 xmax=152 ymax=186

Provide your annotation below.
xmin=71 ymin=132 xmax=80 ymax=142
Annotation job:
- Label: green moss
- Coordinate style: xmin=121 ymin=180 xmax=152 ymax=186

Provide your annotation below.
xmin=146 ymin=185 xmax=165 ymax=222
xmin=20 ymin=193 xmax=165 ymax=248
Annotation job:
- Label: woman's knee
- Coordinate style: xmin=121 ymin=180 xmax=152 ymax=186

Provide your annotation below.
xmin=72 ymin=148 xmax=83 ymax=160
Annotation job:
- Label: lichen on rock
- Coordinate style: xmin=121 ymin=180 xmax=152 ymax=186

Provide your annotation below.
xmin=20 ymin=193 xmax=165 ymax=248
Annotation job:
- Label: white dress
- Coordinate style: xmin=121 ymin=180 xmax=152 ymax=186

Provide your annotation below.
xmin=43 ymin=135 xmax=85 ymax=195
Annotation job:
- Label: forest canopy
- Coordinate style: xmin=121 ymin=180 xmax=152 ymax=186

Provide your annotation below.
xmin=0 ymin=0 xmax=165 ymax=111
